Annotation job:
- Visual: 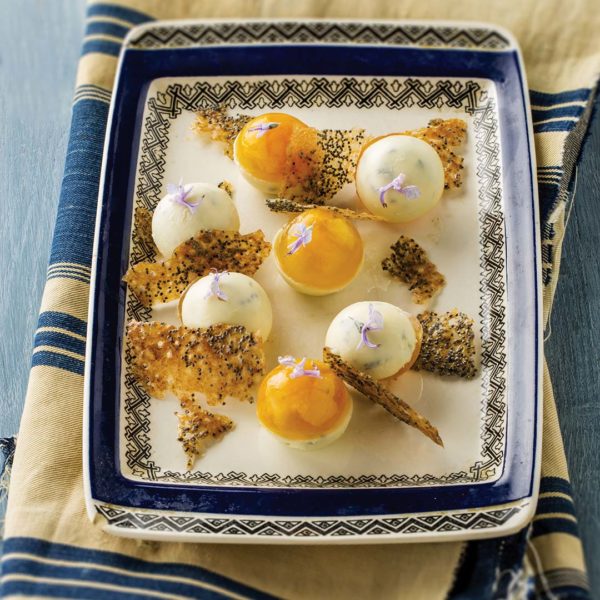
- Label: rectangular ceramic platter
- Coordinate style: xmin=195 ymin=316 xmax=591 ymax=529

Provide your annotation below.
xmin=84 ymin=19 xmax=542 ymax=544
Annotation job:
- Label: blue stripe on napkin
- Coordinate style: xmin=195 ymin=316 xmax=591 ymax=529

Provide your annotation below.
xmin=1 ymin=537 xmax=276 ymax=600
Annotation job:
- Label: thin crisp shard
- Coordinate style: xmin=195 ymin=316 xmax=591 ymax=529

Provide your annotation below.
xmin=323 ymin=348 xmax=443 ymax=447
xmin=382 ymin=235 xmax=446 ymax=304
xmin=266 ymin=198 xmax=385 ymax=221
xmin=281 ymin=127 xmax=368 ymax=203
xmin=127 ymin=321 xmax=266 ymax=405
xmin=413 ymin=310 xmax=477 ymax=379
xmin=404 ymin=118 xmax=467 ymax=190
xmin=194 ymin=105 xmax=252 ymax=158
xmin=123 ymin=230 xmax=271 ymax=307
xmin=131 ymin=206 xmax=157 ymax=262
xmin=177 ymin=395 xmax=234 ymax=469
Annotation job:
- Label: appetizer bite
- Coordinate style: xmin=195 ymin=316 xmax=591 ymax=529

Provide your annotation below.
xmin=233 ymin=112 xmax=310 ymax=196
xmin=179 ymin=271 xmax=273 ymax=341
xmin=355 ymin=118 xmax=467 ymax=222
xmin=273 ymin=207 xmax=364 ymax=295
xmin=355 ymin=134 xmax=445 ymax=223
xmin=257 ymin=356 xmax=352 ymax=449
xmin=152 ymin=180 xmax=240 ymax=257
xmin=325 ymin=301 xmax=422 ymax=380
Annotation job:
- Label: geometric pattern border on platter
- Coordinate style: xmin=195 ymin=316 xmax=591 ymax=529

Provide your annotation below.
xmin=96 ymin=503 xmax=521 ymax=537
xmin=127 ymin=22 xmax=511 ymax=51
xmin=123 ymin=75 xmax=507 ymax=487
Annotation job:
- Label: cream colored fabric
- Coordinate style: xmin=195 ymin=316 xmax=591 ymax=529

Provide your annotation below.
xmin=4 ymin=0 xmax=598 ymax=597
xmin=106 ymin=0 xmax=600 ymax=91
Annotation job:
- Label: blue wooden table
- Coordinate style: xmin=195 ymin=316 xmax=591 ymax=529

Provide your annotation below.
xmin=0 ymin=1 xmax=598 ymax=591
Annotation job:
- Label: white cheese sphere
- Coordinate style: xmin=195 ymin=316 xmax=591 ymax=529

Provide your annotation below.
xmin=325 ymin=301 xmax=421 ymax=380
xmin=152 ymin=182 xmax=240 ymax=258
xmin=179 ymin=272 xmax=272 ymax=341
xmin=355 ymin=135 xmax=444 ymax=223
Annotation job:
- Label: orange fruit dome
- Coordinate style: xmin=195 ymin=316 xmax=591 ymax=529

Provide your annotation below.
xmin=234 ymin=112 xmax=309 ymax=185
xmin=257 ymin=359 xmax=352 ymax=445
xmin=274 ymin=208 xmax=364 ymax=295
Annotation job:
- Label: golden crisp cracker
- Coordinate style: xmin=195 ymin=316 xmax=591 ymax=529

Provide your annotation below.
xmin=382 ymin=235 xmax=446 ymax=304
xmin=177 ymin=395 xmax=234 ymax=469
xmin=266 ymin=198 xmax=385 ymax=221
xmin=123 ymin=230 xmax=271 ymax=307
xmin=281 ymin=127 xmax=368 ymax=203
xmin=194 ymin=106 xmax=252 ymax=158
xmin=404 ymin=118 xmax=467 ymax=190
xmin=127 ymin=321 xmax=266 ymax=405
xmin=323 ymin=348 xmax=443 ymax=446
xmin=413 ymin=310 xmax=477 ymax=379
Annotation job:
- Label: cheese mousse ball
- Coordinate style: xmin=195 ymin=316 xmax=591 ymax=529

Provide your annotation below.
xmin=273 ymin=207 xmax=364 ymax=296
xmin=152 ymin=181 xmax=240 ymax=257
xmin=355 ymin=134 xmax=444 ymax=223
xmin=325 ymin=301 xmax=422 ymax=380
xmin=257 ymin=357 xmax=352 ymax=449
xmin=233 ymin=112 xmax=310 ymax=195
xmin=179 ymin=271 xmax=273 ymax=341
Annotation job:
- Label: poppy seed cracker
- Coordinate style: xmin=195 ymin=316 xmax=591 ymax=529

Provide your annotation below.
xmin=413 ymin=310 xmax=477 ymax=379
xmin=382 ymin=235 xmax=446 ymax=304
xmin=126 ymin=321 xmax=266 ymax=406
xmin=266 ymin=198 xmax=385 ymax=221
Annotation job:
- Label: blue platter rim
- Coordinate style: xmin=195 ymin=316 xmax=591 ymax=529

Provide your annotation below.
xmin=84 ymin=22 xmax=541 ymax=519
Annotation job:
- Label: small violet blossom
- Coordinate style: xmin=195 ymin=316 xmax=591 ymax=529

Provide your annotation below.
xmin=286 ymin=223 xmax=314 ymax=255
xmin=278 ymin=356 xmax=321 ymax=379
xmin=205 ymin=270 xmax=229 ymax=302
xmin=357 ymin=303 xmax=384 ymax=349
xmin=378 ymin=173 xmax=420 ymax=208
xmin=248 ymin=122 xmax=280 ymax=138
xmin=167 ymin=179 xmax=199 ymax=214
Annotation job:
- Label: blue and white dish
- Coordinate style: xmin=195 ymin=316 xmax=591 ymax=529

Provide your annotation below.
xmin=84 ymin=19 xmax=542 ymax=544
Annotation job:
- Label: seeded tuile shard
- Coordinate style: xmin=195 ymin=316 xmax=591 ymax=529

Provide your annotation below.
xmin=281 ymin=127 xmax=368 ymax=203
xmin=194 ymin=105 xmax=252 ymax=158
xmin=382 ymin=235 xmax=445 ymax=304
xmin=127 ymin=321 xmax=266 ymax=406
xmin=414 ymin=310 xmax=477 ymax=379
xmin=323 ymin=347 xmax=443 ymax=447
xmin=123 ymin=230 xmax=271 ymax=307
xmin=404 ymin=118 xmax=467 ymax=190
xmin=266 ymin=198 xmax=385 ymax=221
xmin=177 ymin=395 xmax=234 ymax=469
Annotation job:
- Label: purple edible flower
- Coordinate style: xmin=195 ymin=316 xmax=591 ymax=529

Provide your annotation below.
xmin=286 ymin=223 xmax=314 ymax=255
xmin=167 ymin=179 xmax=199 ymax=214
xmin=378 ymin=173 xmax=420 ymax=208
xmin=204 ymin=269 xmax=229 ymax=302
xmin=357 ymin=303 xmax=384 ymax=349
xmin=278 ymin=356 xmax=321 ymax=379
xmin=248 ymin=122 xmax=280 ymax=138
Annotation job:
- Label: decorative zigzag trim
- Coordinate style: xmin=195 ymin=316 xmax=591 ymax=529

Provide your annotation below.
xmin=126 ymin=22 xmax=512 ymax=51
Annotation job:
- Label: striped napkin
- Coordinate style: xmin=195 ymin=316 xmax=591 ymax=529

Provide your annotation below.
xmin=1 ymin=1 xmax=597 ymax=598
